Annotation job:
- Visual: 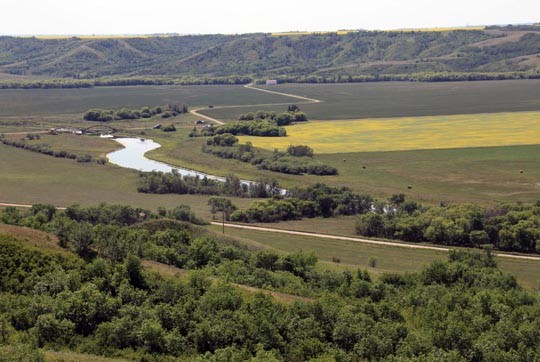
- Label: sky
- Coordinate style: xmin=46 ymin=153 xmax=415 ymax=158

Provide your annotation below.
xmin=3 ymin=0 xmax=540 ymax=35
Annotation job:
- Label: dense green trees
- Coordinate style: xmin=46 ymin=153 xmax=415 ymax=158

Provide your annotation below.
xmin=238 ymin=108 xmax=309 ymax=126
xmin=355 ymin=195 xmax=540 ymax=253
xmin=2 ymin=213 xmax=540 ymax=361
xmin=232 ymin=184 xmax=373 ymax=222
xmin=137 ymin=170 xmax=280 ymax=198
xmin=206 ymin=133 xmax=239 ymax=147
xmin=83 ymin=103 xmax=188 ymax=122
xmin=211 ymin=120 xmax=287 ymax=137
xmin=203 ymin=138 xmax=337 ymax=176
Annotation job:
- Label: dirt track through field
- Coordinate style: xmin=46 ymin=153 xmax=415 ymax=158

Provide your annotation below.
xmin=210 ymin=222 xmax=540 ymax=262
xmin=189 ymin=83 xmax=322 ymax=125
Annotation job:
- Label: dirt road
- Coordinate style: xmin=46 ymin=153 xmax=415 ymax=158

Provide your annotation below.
xmin=189 ymin=83 xmax=322 ymax=125
xmin=210 ymin=222 xmax=540 ymax=262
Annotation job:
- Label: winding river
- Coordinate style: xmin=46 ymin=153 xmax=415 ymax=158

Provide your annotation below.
xmin=106 ymin=138 xmax=252 ymax=184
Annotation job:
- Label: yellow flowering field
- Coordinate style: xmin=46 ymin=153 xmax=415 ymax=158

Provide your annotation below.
xmin=238 ymin=111 xmax=540 ymax=153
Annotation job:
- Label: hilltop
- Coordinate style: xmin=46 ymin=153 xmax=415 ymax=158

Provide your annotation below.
xmin=1 ymin=26 xmax=540 ymax=84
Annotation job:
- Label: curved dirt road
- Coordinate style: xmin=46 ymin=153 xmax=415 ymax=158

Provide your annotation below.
xmin=189 ymin=83 xmax=322 ymax=125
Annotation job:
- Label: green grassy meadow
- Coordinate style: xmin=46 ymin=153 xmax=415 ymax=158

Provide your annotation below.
xmin=0 ymin=143 xmax=255 ymax=217
xmin=201 ymin=80 xmax=540 ymax=121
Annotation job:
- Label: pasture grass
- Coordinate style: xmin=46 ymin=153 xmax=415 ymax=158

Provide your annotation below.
xmin=0 ymin=143 xmax=255 ymax=217
xmin=5 ymin=133 xmax=120 ymax=158
xmin=209 ymin=225 xmax=540 ymax=290
xmin=238 ymin=111 xmax=540 ymax=153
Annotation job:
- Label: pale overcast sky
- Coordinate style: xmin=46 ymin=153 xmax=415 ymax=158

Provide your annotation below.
xmin=3 ymin=0 xmax=540 ymax=35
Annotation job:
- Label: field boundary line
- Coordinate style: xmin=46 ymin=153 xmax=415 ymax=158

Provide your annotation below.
xmin=244 ymin=83 xmax=323 ymax=103
xmin=211 ymin=222 xmax=540 ymax=262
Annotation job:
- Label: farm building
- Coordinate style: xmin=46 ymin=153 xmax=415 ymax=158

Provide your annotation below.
xmin=266 ymin=79 xmax=278 ymax=85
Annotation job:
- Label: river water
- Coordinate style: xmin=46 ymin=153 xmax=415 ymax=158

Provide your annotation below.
xmin=107 ymin=138 xmax=229 ymax=181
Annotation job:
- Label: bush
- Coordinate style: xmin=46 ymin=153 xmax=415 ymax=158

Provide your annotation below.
xmin=83 ymin=109 xmax=114 ymax=122
xmin=287 ymin=145 xmax=314 ymax=157
xmin=76 ymin=154 xmax=93 ymax=163
xmin=212 ymin=120 xmax=286 ymax=137
xmin=207 ymin=133 xmax=238 ymax=147
xmin=163 ymin=124 xmax=176 ymax=132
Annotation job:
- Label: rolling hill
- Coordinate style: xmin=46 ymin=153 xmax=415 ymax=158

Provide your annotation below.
xmin=1 ymin=26 xmax=540 ymax=82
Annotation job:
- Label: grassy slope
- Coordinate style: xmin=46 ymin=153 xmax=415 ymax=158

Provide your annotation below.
xmin=209 ymin=225 xmax=540 ymax=290
xmin=4 ymin=29 xmax=540 ymax=78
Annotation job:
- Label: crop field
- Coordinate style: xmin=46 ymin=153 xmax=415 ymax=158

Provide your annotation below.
xmin=210 ymin=225 xmax=540 ymax=290
xmin=239 ymin=111 xmax=540 ymax=153
xmin=200 ymin=80 xmax=540 ymax=121
xmin=0 ymin=85 xmax=293 ymax=118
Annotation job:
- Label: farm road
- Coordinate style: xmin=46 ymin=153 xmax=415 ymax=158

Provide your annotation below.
xmin=210 ymin=222 xmax=540 ymax=262
xmin=189 ymin=83 xmax=322 ymax=125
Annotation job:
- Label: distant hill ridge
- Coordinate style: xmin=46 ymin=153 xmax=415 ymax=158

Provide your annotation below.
xmin=1 ymin=27 xmax=540 ymax=83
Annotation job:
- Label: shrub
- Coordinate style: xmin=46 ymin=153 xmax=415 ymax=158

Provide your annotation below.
xmin=76 ymin=154 xmax=93 ymax=163
xmin=163 ymin=125 xmax=176 ymax=132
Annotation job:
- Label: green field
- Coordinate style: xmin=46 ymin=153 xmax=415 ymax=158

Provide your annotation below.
xmin=0 ymin=85 xmax=293 ymax=118
xmin=201 ymin=80 xmax=540 ymax=121
xmin=4 ymin=133 xmax=120 ymax=157
xmin=0 ymin=142 xmax=255 ymax=217
xmin=209 ymin=225 xmax=540 ymax=290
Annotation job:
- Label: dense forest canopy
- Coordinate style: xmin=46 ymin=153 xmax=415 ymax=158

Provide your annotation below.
xmin=2 ymin=203 xmax=540 ymax=361
xmin=1 ymin=28 xmax=540 ymax=85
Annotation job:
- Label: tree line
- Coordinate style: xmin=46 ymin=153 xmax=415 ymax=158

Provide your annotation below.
xmin=355 ymin=195 xmax=540 ymax=253
xmin=137 ymin=170 xmax=281 ymax=198
xmin=83 ymin=103 xmax=188 ymax=122
xmin=203 ymin=134 xmax=338 ymax=176
xmin=231 ymin=184 xmax=372 ymax=222
xmin=238 ymin=107 xmax=308 ymax=126
xmin=3 ymin=70 xmax=540 ymax=91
